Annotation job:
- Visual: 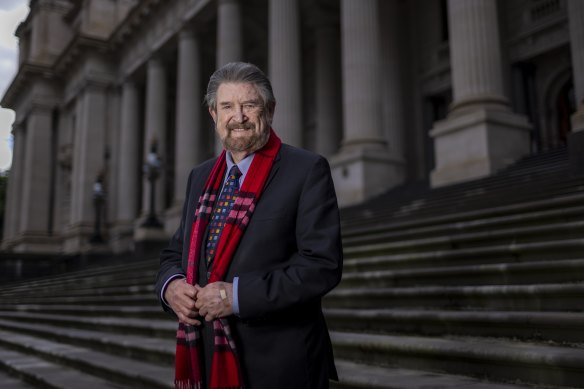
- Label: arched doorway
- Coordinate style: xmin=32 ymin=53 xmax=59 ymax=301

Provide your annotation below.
xmin=542 ymin=70 xmax=575 ymax=150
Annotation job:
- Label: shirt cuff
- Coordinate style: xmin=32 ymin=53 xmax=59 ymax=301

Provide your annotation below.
xmin=233 ymin=276 xmax=240 ymax=316
xmin=160 ymin=274 xmax=185 ymax=307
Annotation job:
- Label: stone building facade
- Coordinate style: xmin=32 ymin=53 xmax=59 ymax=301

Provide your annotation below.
xmin=2 ymin=0 xmax=583 ymax=255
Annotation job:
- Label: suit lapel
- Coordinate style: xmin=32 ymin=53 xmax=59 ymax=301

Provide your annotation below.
xmin=262 ymin=149 xmax=282 ymax=192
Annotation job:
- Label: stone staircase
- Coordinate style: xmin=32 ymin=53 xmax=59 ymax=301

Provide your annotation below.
xmin=0 ymin=260 xmax=173 ymax=388
xmin=329 ymin=147 xmax=584 ymax=388
xmin=0 ymin=147 xmax=583 ymax=388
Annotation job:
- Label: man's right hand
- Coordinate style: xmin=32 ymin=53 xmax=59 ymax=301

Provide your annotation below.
xmin=164 ymin=278 xmax=201 ymax=325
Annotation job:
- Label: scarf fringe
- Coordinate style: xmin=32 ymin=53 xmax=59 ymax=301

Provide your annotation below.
xmin=175 ymin=379 xmax=242 ymax=389
xmin=175 ymin=379 xmax=202 ymax=389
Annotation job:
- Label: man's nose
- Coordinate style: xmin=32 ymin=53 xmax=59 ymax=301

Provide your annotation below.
xmin=233 ymin=106 xmax=246 ymax=123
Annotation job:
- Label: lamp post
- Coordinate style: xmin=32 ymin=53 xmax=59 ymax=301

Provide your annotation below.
xmin=90 ymin=173 xmax=105 ymax=243
xmin=141 ymin=139 xmax=163 ymax=228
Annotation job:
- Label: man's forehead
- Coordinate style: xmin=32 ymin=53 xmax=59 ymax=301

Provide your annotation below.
xmin=217 ymin=82 xmax=261 ymax=100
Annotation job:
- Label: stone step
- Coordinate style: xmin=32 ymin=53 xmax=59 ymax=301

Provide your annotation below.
xmin=0 ymin=312 xmax=176 ymax=338
xmin=343 ymin=239 xmax=584 ymax=272
xmin=340 ymin=148 xmax=576 ymax=226
xmin=0 ymin=304 xmax=166 ymax=319
xmin=343 ymin=220 xmax=584 ymax=258
xmin=330 ymin=331 xmax=584 ymax=387
xmin=342 ymin=169 xmax=582 ymax=227
xmin=343 ymin=203 xmax=584 ymax=248
xmin=340 ymin=258 xmax=584 ymax=288
xmin=0 ymin=260 xmax=156 ymax=294
xmin=0 ymin=268 xmax=157 ymax=297
xmin=0 ymin=273 xmax=157 ymax=298
xmin=0 ymin=368 xmax=35 ymax=389
xmin=341 ymin=179 xmax=582 ymax=229
xmin=0 ymin=284 xmax=156 ymax=300
xmin=325 ymin=283 xmax=584 ymax=311
xmin=0 ymin=329 xmax=173 ymax=388
xmin=325 ymin=308 xmax=584 ymax=343
xmin=0 ymin=318 xmax=174 ymax=365
xmin=5 ymin=294 xmax=159 ymax=306
xmin=343 ymin=193 xmax=584 ymax=238
xmin=332 ymin=360 xmax=530 ymax=389
xmin=0 ymin=345 xmax=131 ymax=388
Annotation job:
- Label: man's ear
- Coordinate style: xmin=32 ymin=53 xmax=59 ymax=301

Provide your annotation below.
xmin=209 ymin=107 xmax=217 ymax=123
xmin=267 ymin=102 xmax=276 ymax=123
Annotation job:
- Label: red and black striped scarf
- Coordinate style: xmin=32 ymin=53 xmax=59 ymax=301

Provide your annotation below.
xmin=175 ymin=130 xmax=281 ymax=389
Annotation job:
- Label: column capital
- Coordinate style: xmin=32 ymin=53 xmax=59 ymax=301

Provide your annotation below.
xmin=10 ymin=121 xmax=25 ymax=136
xmin=147 ymin=55 xmax=166 ymax=68
xmin=28 ymin=101 xmax=57 ymax=115
xmin=178 ymin=26 xmax=197 ymax=40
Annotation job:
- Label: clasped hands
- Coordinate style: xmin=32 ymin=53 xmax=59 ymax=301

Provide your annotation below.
xmin=165 ymin=278 xmax=233 ymax=325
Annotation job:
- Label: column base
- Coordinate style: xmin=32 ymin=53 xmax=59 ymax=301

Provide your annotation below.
xmin=6 ymin=232 xmax=62 ymax=254
xmin=133 ymin=225 xmax=169 ymax=260
xmin=430 ymin=108 xmax=531 ymax=188
xmin=110 ymin=221 xmax=136 ymax=255
xmin=330 ymin=147 xmax=404 ymax=207
xmin=63 ymin=223 xmax=111 ymax=255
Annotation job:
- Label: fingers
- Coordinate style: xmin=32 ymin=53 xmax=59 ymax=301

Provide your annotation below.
xmin=195 ymin=282 xmax=234 ymax=320
xmin=165 ymin=278 xmax=201 ymax=325
xmin=176 ymin=311 xmax=201 ymax=326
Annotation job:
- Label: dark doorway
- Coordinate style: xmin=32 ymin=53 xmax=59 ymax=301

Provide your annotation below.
xmin=556 ymin=80 xmax=576 ymax=146
xmin=423 ymin=91 xmax=452 ymax=176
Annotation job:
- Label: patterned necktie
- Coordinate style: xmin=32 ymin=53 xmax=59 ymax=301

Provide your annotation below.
xmin=206 ymin=165 xmax=242 ymax=266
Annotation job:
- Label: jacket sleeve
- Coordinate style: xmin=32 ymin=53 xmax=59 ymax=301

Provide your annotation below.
xmin=154 ymin=170 xmax=193 ymax=314
xmin=237 ymin=156 xmax=343 ymax=320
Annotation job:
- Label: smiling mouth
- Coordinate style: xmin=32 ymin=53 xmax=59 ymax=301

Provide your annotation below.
xmin=227 ymin=122 xmax=255 ymax=131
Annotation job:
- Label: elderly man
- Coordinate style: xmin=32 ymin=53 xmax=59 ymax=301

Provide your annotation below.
xmin=155 ymin=62 xmax=342 ymax=389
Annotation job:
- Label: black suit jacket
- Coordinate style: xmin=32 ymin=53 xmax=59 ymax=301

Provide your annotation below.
xmin=155 ymin=144 xmax=343 ymax=389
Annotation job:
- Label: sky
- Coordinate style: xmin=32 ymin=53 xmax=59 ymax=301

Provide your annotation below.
xmin=0 ymin=0 xmax=30 ymax=171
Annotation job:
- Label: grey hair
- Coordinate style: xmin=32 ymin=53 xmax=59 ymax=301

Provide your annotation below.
xmin=205 ymin=62 xmax=276 ymax=111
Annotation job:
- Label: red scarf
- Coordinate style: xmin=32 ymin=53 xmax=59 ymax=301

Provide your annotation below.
xmin=175 ymin=130 xmax=282 ymax=389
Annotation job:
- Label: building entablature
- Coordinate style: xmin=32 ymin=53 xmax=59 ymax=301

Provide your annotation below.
xmin=111 ymin=0 xmax=213 ymax=80
xmin=1 ymin=63 xmax=58 ymax=114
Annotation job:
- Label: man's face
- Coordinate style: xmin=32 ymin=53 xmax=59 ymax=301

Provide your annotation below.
xmin=210 ymin=82 xmax=273 ymax=155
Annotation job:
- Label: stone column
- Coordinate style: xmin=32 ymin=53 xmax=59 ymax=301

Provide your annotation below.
xmin=16 ymin=105 xmax=59 ymax=253
xmin=167 ymin=28 xmax=203 ymax=234
xmin=2 ymin=125 xmax=25 ymax=245
xmin=217 ymin=0 xmax=242 ymax=66
xmin=215 ymin=0 xmax=243 ymax=156
xmin=269 ymin=0 xmax=302 ymax=147
xmin=379 ymin=0 xmax=406 ymax=171
xmin=112 ymin=80 xmax=140 ymax=253
xmin=329 ymin=0 xmax=399 ymax=207
xmin=429 ymin=0 xmax=531 ymax=187
xmin=66 ymin=85 xmax=108 ymax=253
xmin=142 ymin=57 xmax=167 ymax=219
xmin=568 ymin=0 xmax=584 ymax=132
xmin=567 ymin=0 xmax=584 ymax=174
xmin=315 ymin=25 xmax=342 ymax=158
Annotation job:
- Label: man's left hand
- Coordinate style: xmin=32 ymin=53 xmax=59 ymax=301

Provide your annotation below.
xmin=194 ymin=282 xmax=234 ymax=321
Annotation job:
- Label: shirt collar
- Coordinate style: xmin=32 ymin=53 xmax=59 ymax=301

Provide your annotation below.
xmin=225 ymin=151 xmax=254 ymax=177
